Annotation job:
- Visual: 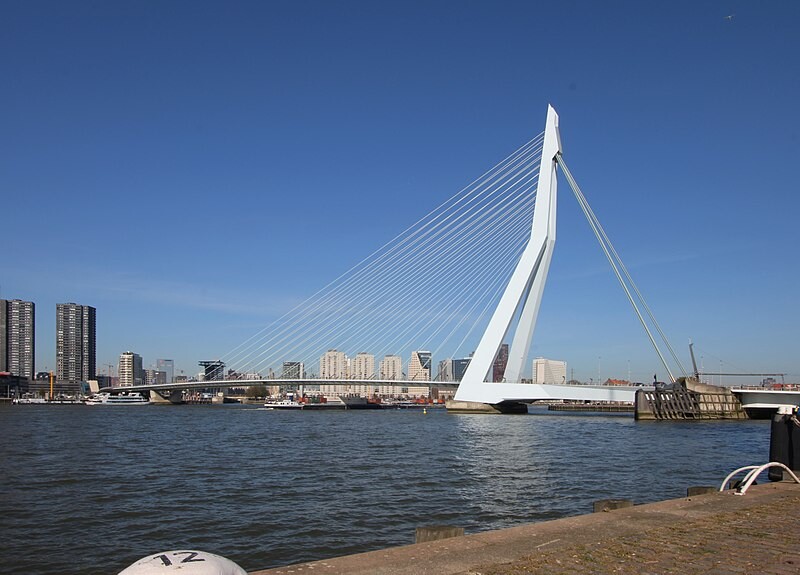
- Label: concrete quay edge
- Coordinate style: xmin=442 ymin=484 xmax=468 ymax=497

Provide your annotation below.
xmin=250 ymin=482 xmax=800 ymax=575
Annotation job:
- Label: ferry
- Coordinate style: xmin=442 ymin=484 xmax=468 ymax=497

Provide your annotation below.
xmin=264 ymin=399 xmax=305 ymax=410
xmin=85 ymin=392 xmax=150 ymax=406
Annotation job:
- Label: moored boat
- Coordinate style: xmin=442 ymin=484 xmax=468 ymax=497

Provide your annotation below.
xmin=85 ymin=392 xmax=150 ymax=406
xmin=12 ymin=397 xmax=47 ymax=404
xmin=264 ymin=399 xmax=305 ymax=410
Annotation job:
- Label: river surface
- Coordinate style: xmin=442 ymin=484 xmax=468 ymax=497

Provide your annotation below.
xmin=0 ymin=403 xmax=771 ymax=574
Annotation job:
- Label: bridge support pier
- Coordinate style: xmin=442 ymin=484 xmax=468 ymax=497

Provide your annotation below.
xmin=149 ymin=389 xmax=184 ymax=404
xmin=445 ymin=400 xmax=528 ymax=414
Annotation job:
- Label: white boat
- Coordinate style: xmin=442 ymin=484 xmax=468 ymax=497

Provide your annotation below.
xmin=12 ymin=397 xmax=47 ymax=404
xmin=264 ymin=399 xmax=305 ymax=410
xmin=85 ymin=392 xmax=150 ymax=406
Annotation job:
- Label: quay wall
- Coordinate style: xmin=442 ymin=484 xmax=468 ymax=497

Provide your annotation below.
xmin=250 ymin=482 xmax=800 ymax=575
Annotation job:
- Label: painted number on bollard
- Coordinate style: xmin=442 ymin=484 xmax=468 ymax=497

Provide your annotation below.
xmin=155 ymin=552 xmax=205 ymax=566
xmin=118 ymin=549 xmax=248 ymax=575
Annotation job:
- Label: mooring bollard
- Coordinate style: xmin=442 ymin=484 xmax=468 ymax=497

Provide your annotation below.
xmin=769 ymin=406 xmax=800 ymax=481
xmin=592 ymin=499 xmax=633 ymax=513
xmin=117 ymin=550 xmax=247 ymax=575
xmin=415 ymin=525 xmax=465 ymax=543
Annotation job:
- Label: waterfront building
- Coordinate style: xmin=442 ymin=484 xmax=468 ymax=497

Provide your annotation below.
xmin=145 ymin=369 xmax=167 ymax=386
xmin=282 ymin=361 xmax=305 ymax=379
xmin=453 ymin=358 xmax=471 ymax=382
xmin=56 ymin=303 xmax=96 ymax=384
xmin=199 ymin=360 xmax=225 ymax=381
xmin=351 ymin=352 xmax=375 ymax=380
xmin=380 ymin=354 xmax=402 ymax=380
xmin=409 ymin=350 xmax=431 ymax=382
xmin=320 ymin=349 xmax=348 ymax=379
xmin=532 ymin=357 xmax=567 ymax=385
xmin=0 ymin=299 xmax=35 ymax=378
xmin=94 ymin=374 xmax=113 ymax=389
xmin=156 ymin=359 xmax=174 ymax=383
xmin=492 ymin=343 xmax=509 ymax=382
xmin=437 ymin=357 xmax=471 ymax=382
xmin=438 ymin=359 xmax=453 ymax=382
xmin=119 ymin=351 xmax=144 ymax=387
xmin=605 ymin=378 xmax=630 ymax=386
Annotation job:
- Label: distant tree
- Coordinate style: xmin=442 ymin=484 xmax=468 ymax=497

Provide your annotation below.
xmin=246 ymin=384 xmax=268 ymax=399
xmin=567 ymin=379 xmax=583 ymax=386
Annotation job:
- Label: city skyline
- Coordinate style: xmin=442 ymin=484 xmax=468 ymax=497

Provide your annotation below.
xmin=2 ymin=2 xmax=799 ymax=384
xmin=1 ymin=300 xmax=589 ymax=386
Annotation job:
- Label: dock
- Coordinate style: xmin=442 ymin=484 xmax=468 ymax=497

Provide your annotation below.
xmin=251 ymin=481 xmax=800 ymax=575
xmin=547 ymin=402 xmax=634 ymax=413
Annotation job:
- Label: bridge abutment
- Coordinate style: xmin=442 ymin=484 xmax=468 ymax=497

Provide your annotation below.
xmin=445 ymin=400 xmax=528 ymax=414
xmin=149 ymin=389 xmax=184 ymax=404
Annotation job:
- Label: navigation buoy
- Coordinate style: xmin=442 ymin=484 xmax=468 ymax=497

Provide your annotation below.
xmin=118 ymin=550 xmax=247 ymax=575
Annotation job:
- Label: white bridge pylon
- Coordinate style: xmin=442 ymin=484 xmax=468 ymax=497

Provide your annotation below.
xmin=455 ymin=105 xmax=564 ymax=405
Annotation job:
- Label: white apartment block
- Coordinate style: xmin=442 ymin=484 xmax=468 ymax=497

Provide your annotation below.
xmin=119 ymin=351 xmax=144 ymax=387
xmin=320 ymin=349 xmax=348 ymax=379
xmin=379 ymin=354 xmax=403 ymax=380
xmin=351 ymin=352 xmax=375 ymax=380
xmin=532 ymin=357 xmax=567 ymax=385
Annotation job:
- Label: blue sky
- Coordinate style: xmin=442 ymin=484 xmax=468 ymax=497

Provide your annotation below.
xmin=2 ymin=0 xmax=798 ymax=384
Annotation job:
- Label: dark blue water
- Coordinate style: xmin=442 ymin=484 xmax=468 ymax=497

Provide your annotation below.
xmin=0 ymin=404 xmax=771 ymax=574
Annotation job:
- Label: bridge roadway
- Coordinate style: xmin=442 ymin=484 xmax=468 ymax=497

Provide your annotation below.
xmin=101 ymin=379 xmax=800 ymax=411
xmin=103 ymin=379 xmax=649 ymax=403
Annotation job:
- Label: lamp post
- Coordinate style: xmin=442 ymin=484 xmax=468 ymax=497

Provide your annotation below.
xmin=597 ymin=356 xmax=601 ymax=385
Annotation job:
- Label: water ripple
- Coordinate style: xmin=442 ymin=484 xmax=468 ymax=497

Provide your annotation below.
xmin=0 ymin=404 xmax=770 ymax=574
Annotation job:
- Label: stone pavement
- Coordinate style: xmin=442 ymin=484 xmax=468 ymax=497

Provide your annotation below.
xmin=250 ymin=482 xmax=800 ymax=575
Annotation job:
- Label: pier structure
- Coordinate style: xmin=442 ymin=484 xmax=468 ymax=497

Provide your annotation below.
xmin=251 ymin=481 xmax=800 ymax=575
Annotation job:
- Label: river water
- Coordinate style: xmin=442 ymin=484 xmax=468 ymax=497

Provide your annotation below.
xmin=0 ymin=403 xmax=771 ymax=574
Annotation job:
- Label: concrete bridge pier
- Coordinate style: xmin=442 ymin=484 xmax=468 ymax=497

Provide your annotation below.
xmin=149 ymin=389 xmax=184 ymax=404
xmin=445 ymin=400 xmax=528 ymax=414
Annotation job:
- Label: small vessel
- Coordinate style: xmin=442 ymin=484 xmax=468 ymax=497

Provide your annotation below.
xmin=12 ymin=394 xmax=84 ymax=405
xmin=12 ymin=396 xmax=47 ymax=404
xmin=264 ymin=399 xmax=305 ymax=410
xmin=85 ymin=392 xmax=150 ymax=406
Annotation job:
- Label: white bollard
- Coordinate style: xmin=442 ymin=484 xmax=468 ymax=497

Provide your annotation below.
xmin=118 ymin=550 xmax=247 ymax=575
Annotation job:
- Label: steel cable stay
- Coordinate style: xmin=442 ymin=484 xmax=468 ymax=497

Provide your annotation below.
xmin=244 ymin=156 xmax=539 ymax=374
xmin=556 ymin=153 xmax=684 ymax=383
xmin=237 ymin=144 xmax=542 ymax=372
xmin=229 ymin=146 xmax=540 ymax=372
xmin=218 ymin=136 xmax=546 ymax=377
xmin=218 ymin=134 xmax=545 ymax=372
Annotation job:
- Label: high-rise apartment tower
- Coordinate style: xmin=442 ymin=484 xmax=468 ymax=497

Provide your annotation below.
xmin=56 ymin=303 xmax=96 ymax=384
xmin=119 ymin=351 xmax=144 ymax=387
xmin=0 ymin=299 xmax=35 ymax=378
xmin=379 ymin=355 xmax=402 ymax=380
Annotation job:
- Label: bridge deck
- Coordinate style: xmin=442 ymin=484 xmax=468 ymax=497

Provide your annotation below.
xmin=252 ymin=481 xmax=800 ymax=575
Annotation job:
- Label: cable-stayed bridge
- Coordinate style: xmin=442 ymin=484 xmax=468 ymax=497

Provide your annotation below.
xmin=110 ymin=105 xmax=796 ymax=412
